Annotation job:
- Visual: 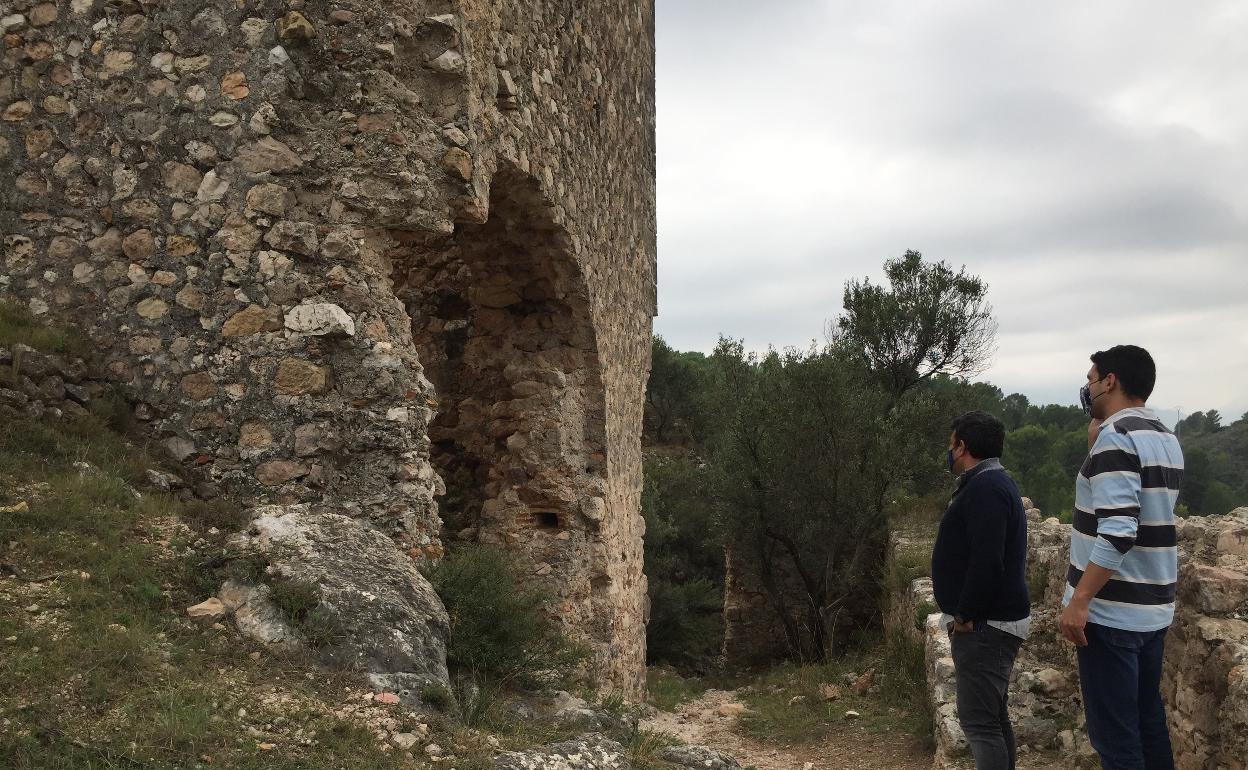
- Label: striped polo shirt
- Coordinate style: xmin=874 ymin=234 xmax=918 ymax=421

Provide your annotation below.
xmin=1062 ymin=407 xmax=1184 ymax=631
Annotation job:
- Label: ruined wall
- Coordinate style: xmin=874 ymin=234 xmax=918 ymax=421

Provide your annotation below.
xmin=0 ymin=0 xmax=655 ymax=695
xmin=722 ymin=538 xmax=810 ymax=664
xmin=723 ymin=530 xmax=888 ymax=664
xmin=899 ymin=504 xmax=1248 ymax=770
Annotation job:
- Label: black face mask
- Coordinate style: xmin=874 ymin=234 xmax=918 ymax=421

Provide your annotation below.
xmin=1080 ymin=376 xmax=1108 ymax=416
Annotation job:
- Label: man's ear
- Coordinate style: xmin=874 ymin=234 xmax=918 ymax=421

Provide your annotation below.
xmin=1104 ymin=372 xmax=1118 ymax=393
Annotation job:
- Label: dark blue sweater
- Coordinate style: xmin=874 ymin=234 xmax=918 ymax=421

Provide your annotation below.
xmin=930 ymin=459 xmax=1030 ymax=622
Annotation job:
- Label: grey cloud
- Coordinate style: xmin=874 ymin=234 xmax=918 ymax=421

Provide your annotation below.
xmin=655 ymin=0 xmax=1248 ymax=418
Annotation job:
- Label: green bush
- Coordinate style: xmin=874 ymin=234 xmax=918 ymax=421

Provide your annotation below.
xmin=420 ymin=681 xmax=454 ymax=712
xmin=914 ymin=599 xmax=937 ymax=632
xmin=641 ymin=452 xmax=725 ymax=670
xmin=646 ymin=576 xmax=722 ymax=670
xmin=87 ymin=385 xmax=134 ymax=435
xmin=428 ymin=545 xmax=585 ymax=723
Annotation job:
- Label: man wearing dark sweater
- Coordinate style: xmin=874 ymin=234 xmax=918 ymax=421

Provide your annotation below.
xmin=931 ymin=411 xmax=1031 ymax=770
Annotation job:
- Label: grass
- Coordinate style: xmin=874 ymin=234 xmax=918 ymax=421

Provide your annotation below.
xmin=645 ymin=633 xmax=933 ymax=756
xmin=268 ymin=578 xmax=349 ymax=649
xmin=646 ymin=666 xmax=743 ymax=712
xmin=623 ymin=728 xmax=681 ymax=770
xmin=0 ymin=410 xmax=434 ymax=769
xmin=883 ymin=545 xmax=931 ymax=601
xmin=0 ymin=300 xmax=93 ymax=359
xmin=732 ymin=631 xmax=932 ymax=749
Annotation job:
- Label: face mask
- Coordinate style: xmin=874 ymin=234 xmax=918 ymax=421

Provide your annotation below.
xmin=946 ymin=447 xmax=957 ymax=474
xmin=1080 ymin=376 xmax=1109 ymax=416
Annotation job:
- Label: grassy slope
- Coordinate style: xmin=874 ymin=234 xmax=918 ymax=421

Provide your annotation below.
xmin=0 ymin=412 xmax=441 ymax=769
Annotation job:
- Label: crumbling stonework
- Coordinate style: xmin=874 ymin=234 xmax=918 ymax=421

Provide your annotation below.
xmin=0 ymin=0 xmax=655 ymax=695
xmin=899 ymin=503 xmax=1248 ymax=770
xmin=1161 ymin=510 xmax=1248 ymax=770
xmin=721 ymin=539 xmax=809 ymax=664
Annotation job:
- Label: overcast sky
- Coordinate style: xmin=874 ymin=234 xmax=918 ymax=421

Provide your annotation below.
xmin=655 ymin=0 xmax=1248 ymax=424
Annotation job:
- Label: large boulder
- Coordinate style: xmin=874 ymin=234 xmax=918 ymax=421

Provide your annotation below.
xmin=494 ymin=734 xmax=630 ymax=770
xmin=223 ymin=504 xmax=450 ymax=699
xmin=660 ymin=745 xmax=743 ymax=769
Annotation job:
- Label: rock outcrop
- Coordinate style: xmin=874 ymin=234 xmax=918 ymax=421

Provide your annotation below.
xmin=221 ymin=503 xmax=451 ymax=700
xmin=659 ymin=744 xmax=743 ymax=769
xmin=493 ymin=733 xmax=630 ymax=770
xmin=1163 ymin=509 xmax=1248 ymax=770
xmin=0 ymin=343 xmax=103 ymax=422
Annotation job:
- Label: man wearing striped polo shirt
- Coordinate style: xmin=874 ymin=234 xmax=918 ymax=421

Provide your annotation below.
xmin=1059 ymin=345 xmax=1183 ymax=770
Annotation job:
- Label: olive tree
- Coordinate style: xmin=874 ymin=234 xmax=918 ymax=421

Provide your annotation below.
xmin=837 ymin=250 xmax=997 ymax=398
xmin=709 ymin=252 xmax=998 ymax=661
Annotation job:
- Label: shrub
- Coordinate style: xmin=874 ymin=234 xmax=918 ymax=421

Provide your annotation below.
xmin=914 ymin=599 xmax=937 ymax=632
xmin=428 ymin=545 xmax=586 ymax=723
xmin=420 ymin=681 xmax=454 ymax=712
xmin=87 ymin=385 xmax=133 ymax=434
xmin=181 ymin=497 xmax=249 ymax=533
xmin=645 ymin=576 xmax=722 ymax=670
xmin=642 ymin=452 xmax=725 ymax=670
xmin=268 ymin=578 xmax=346 ymax=649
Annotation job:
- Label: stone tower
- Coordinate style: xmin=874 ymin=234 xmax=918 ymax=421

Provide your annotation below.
xmin=0 ymin=0 xmax=656 ymax=696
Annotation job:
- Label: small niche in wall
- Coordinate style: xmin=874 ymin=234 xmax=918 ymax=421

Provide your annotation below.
xmin=533 ymin=510 xmax=561 ymax=530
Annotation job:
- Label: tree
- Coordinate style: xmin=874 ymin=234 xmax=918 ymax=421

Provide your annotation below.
xmin=708 ymin=342 xmax=897 ymax=660
xmin=1003 ymin=425 xmax=1052 ymax=480
xmin=1001 ymin=393 xmax=1031 ymax=431
xmin=1177 ymin=410 xmax=1222 ymax=438
xmin=709 ymin=253 xmax=999 ymax=662
xmin=642 ymin=453 xmax=724 ymax=669
xmin=1180 ymin=448 xmax=1213 ymax=514
xmin=837 ymin=251 xmax=997 ymax=398
xmin=645 ymin=336 xmax=712 ymax=445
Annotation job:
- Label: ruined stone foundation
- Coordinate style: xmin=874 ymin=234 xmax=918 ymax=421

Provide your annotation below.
xmin=0 ymin=0 xmax=656 ymax=696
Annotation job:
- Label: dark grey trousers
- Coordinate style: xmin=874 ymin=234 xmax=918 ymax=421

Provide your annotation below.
xmin=951 ymin=624 xmax=1024 ymax=770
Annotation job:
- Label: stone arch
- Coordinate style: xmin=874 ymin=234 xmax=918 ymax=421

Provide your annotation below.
xmin=389 ymin=160 xmax=615 ymax=671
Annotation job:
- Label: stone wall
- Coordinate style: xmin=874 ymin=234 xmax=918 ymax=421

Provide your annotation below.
xmin=900 ymin=503 xmax=1248 ymax=769
xmin=721 ymin=538 xmax=807 ymax=664
xmin=0 ymin=0 xmax=655 ymax=696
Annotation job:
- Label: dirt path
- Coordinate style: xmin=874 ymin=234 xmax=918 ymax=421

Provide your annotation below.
xmin=641 ymin=688 xmax=931 ymax=770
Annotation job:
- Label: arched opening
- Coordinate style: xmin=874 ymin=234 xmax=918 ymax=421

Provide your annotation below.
xmin=389 ymin=162 xmax=611 ymax=670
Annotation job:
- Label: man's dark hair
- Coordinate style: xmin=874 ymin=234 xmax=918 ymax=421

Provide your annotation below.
xmin=1091 ymin=345 xmax=1156 ymax=401
xmin=951 ymin=411 xmax=1005 ymax=460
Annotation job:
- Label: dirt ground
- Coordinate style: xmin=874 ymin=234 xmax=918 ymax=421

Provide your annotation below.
xmin=641 ymin=688 xmax=932 ymax=770
xmin=642 ymin=687 xmax=1072 ymax=770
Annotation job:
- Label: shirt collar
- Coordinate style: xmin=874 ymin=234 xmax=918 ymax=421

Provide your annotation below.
xmin=1098 ymin=406 xmax=1157 ymax=433
xmin=955 ymin=457 xmax=1003 ymax=492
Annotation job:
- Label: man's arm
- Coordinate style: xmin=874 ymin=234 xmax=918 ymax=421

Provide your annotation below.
xmin=1060 ymin=428 xmax=1142 ymax=646
xmin=1059 ymin=562 xmax=1114 ymax=646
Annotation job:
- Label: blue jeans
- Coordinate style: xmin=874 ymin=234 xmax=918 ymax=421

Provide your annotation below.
xmin=1076 ymin=622 xmax=1174 ymax=770
xmin=951 ymin=623 xmax=1023 ymax=770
